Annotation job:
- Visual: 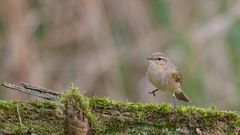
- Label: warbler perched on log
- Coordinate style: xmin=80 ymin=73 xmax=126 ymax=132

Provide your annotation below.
xmin=146 ymin=52 xmax=190 ymax=110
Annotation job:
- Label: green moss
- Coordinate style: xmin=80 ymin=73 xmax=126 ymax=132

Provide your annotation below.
xmin=60 ymin=84 xmax=99 ymax=131
xmin=89 ymin=97 xmax=240 ymax=134
xmin=0 ymin=101 xmax=63 ymax=134
xmin=0 ymin=85 xmax=239 ymax=134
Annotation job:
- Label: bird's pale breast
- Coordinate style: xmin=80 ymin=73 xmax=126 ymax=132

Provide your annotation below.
xmin=147 ymin=62 xmax=170 ymax=91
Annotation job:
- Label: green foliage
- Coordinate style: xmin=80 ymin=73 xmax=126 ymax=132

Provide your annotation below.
xmin=34 ymin=22 xmax=48 ymax=40
xmin=149 ymin=0 xmax=171 ymax=26
xmin=219 ymin=0 xmax=230 ymax=12
xmin=226 ymin=20 xmax=240 ymax=105
xmin=118 ymin=57 xmax=137 ymax=101
xmin=226 ymin=20 xmax=240 ymax=75
xmin=0 ymin=16 xmax=6 ymax=37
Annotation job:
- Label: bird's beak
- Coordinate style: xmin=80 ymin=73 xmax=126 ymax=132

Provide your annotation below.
xmin=147 ymin=57 xmax=156 ymax=60
xmin=147 ymin=57 xmax=152 ymax=60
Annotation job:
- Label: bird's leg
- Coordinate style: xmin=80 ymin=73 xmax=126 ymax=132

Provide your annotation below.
xmin=148 ymin=88 xmax=159 ymax=96
xmin=172 ymin=92 xmax=177 ymax=112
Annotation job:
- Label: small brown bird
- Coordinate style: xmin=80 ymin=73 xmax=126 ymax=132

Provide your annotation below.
xmin=146 ymin=52 xmax=190 ymax=110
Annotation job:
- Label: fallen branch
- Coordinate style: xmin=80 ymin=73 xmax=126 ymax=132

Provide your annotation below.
xmin=0 ymin=82 xmax=239 ymax=134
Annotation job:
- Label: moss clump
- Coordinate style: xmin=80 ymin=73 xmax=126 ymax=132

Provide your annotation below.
xmin=89 ymin=97 xmax=240 ymax=134
xmin=0 ymin=100 xmax=63 ymax=134
xmin=60 ymin=84 xmax=99 ymax=130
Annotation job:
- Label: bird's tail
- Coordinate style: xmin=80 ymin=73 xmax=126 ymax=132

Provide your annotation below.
xmin=175 ymin=90 xmax=191 ymax=102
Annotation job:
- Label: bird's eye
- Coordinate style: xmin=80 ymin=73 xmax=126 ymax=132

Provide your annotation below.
xmin=158 ymin=58 xmax=162 ymax=60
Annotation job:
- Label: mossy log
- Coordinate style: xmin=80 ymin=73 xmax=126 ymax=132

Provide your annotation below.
xmin=0 ymin=87 xmax=239 ymax=135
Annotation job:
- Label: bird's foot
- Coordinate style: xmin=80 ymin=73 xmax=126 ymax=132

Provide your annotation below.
xmin=148 ymin=89 xmax=159 ymax=96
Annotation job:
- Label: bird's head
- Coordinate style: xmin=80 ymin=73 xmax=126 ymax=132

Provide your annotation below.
xmin=147 ymin=52 xmax=168 ymax=66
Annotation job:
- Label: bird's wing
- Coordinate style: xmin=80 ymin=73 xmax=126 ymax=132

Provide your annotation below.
xmin=171 ymin=69 xmax=183 ymax=83
xmin=166 ymin=62 xmax=183 ymax=83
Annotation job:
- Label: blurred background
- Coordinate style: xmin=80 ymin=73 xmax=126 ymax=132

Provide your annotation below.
xmin=0 ymin=0 xmax=240 ymax=111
